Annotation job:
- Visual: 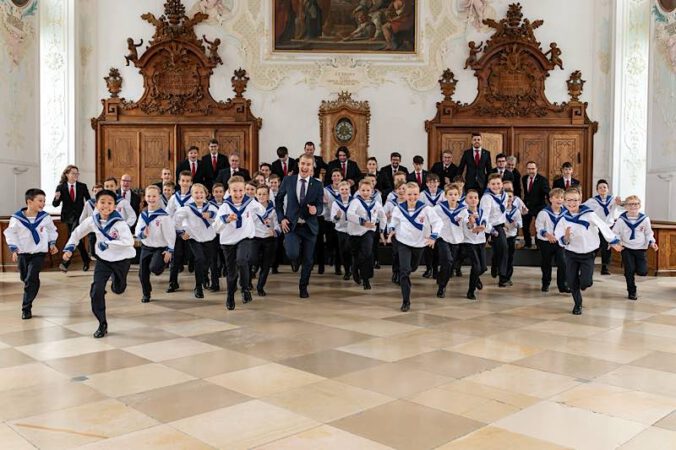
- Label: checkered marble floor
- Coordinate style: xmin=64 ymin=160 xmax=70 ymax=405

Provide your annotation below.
xmin=0 ymin=265 xmax=675 ymax=449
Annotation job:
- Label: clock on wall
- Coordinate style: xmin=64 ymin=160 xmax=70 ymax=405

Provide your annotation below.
xmin=319 ymin=92 xmax=370 ymax=169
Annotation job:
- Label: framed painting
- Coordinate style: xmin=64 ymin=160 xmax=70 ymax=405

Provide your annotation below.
xmin=274 ymin=0 xmax=417 ymax=53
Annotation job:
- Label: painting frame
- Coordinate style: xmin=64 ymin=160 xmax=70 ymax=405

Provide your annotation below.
xmin=272 ymin=0 xmax=419 ymax=55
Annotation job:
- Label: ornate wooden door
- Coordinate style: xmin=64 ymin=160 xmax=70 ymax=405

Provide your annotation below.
xmin=140 ymin=128 xmax=173 ymax=188
xmin=548 ymin=131 xmax=584 ymax=187
xmin=102 ymin=128 xmax=139 ymax=183
xmin=515 ymin=131 xmax=549 ymax=177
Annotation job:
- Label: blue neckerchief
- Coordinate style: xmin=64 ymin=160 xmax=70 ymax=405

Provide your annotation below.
xmin=398 ymin=201 xmax=426 ymax=231
xmin=257 ymin=203 xmax=275 ymax=224
xmin=467 ymin=207 xmax=486 ymax=227
xmin=438 ymin=201 xmax=465 ymax=226
xmin=389 ymin=197 xmax=399 ymax=207
xmin=325 ymin=186 xmax=342 ymax=202
xmin=486 ymin=190 xmax=506 ymax=213
xmin=506 ymin=207 xmax=518 ymax=224
xmin=424 ymin=189 xmax=442 ymax=206
xmin=593 ymin=194 xmax=613 ymax=217
xmin=189 ymin=204 xmax=213 ymax=228
xmin=94 ymin=211 xmax=124 ymax=241
xmin=564 ymin=205 xmax=593 ymax=229
xmin=544 ymin=206 xmax=566 ymax=229
xmin=161 ymin=194 xmax=168 ymax=204
xmin=174 ymin=191 xmax=192 ymax=207
xmin=619 ymin=212 xmax=647 ymax=240
xmin=116 ymin=195 xmax=124 ymax=205
xmin=335 ymin=196 xmax=352 ymax=215
xmin=223 ymin=195 xmax=252 ymax=229
xmin=11 ymin=209 xmax=49 ymax=245
xmin=87 ymin=198 xmax=96 ymax=209
xmin=138 ymin=208 xmax=168 ymax=237
xmin=209 ymin=199 xmax=222 ymax=208
xmin=458 ymin=194 xmax=466 ymax=206
xmin=356 ymin=195 xmax=376 ymax=222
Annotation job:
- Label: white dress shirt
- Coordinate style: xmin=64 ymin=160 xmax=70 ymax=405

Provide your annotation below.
xmin=134 ymin=208 xmax=176 ymax=252
xmin=612 ymin=212 xmax=655 ymax=250
xmin=4 ymin=210 xmax=58 ymax=254
xmin=347 ymin=195 xmax=386 ymax=237
xmin=554 ymin=206 xmax=620 ymax=254
xmin=174 ymin=203 xmax=218 ymax=243
xmin=213 ymin=196 xmax=264 ymax=245
xmin=434 ymin=202 xmax=467 ymax=245
xmin=65 ymin=213 xmax=135 ymax=261
xmin=388 ymin=201 xmax=442 ymax=248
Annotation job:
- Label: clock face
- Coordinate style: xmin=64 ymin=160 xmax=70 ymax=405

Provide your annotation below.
xmin=335 ymin=118 xmax=354 ymax=143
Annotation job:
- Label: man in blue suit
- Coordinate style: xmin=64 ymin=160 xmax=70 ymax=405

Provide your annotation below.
xmin=276 ymin=153 xmax=324 ymax=298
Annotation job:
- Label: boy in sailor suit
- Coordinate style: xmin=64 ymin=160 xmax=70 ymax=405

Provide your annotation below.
xmin=421 ymin=173 xmax=443 ymax=279
xmin=253 ymin=185 xmax=281 ymax=297
xmin=363 ymin=173 xmax=384 ymax=269
xmin=504 ymin=191 xmax=522 ymax=284
xmin=209 ymin=182 xmax=227 ymax=286
xmin=462 ymin=189 xmax=491 ymax=300
xmin=535 ymin=188 xmax=569 ymax=293
xmin=214 ymin=176 xmax=265 ymax=310
xmin=63 ymin=190 xmax=136 ymax=338
xmin=174 ymin=183 xmax=218 ymax=300
xmin=387 ymin=182 xmax=443 ymax=312
xmin=583 ymin=179 xmax=622 ymax=275
xmin=135 ymin=185 xmax=175 ymax=303
xmin=555 ymin=188 xmax=622 ymax=315
xmin=166 ymin=171 xmax=194 ymax=293
xmin=161 ymin=182 xmax=175 ymax=208
xmin=612 ymin=195 xmax=658 ymax=300
xmin=324 ymin=169 xmax=344 ymax=275
xmin=79 ymin=184 xmax=103 ymax=261
xmin=481 ymin=174 xmax=510 ymax=287
xmin=330 ymin=181 xmax=353 ymax=280
xmin=383 ymin=180 xmax=407 ymax=284
xmin=4 ymin=189 xmax=59 ymax=320
xmin=103 ymin=177 xmax=138 ymax=227
xmin=433 ymin=184 xmax=467 ymax=299
xmin=347 ymin=180 xmax=387 ymax=290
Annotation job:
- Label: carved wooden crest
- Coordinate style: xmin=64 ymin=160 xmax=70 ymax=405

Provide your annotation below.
xmin=319 ymin=92 xmax=371 ymax=170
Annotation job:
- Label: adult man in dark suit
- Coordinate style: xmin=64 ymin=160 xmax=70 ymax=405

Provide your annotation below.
xmin=325 ymin=146 xmax=362 ymax=187
xmin=489 ymin=153 xmax=515 ymax=183
xmin=271 ymin=146 xmax=299 ymax=180
xmin=552 ymin=162 xmax=580 ymax=190
xmin=506 ymin=156 xmax=522 ymax=198
xmin=53 ymin=165 xmax=91 ymax=271
xmin=430 ymin=149 xmax=458 ymax=187
xmin=276 ymin=153 xmax=324 ymax=299
xmin=378 ymin=152 xmax=409 ymax=198
xmin=200 ymin=139 xmax=229 ymax=191
xmin=296 ymin=141 xmax=327 ymax=179
xmin=118 ymin=173 xmax=141 ymax=216
xmin=522 ymin=161 xmax=550 ymax=248
xmin=214 ymin=153 xmax=251 ymax=186
xmin=175 ymin=146 xmax=206 ymax=185
xmin=457 ymin=133 xmax=493 ymax=192
xmin=406 ymin=155 xmax=428 ymax=188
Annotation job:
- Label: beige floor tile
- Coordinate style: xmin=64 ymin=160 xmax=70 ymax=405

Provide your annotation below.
xmin=163 ymin=348 xmax=268 ymax=378
xmin=0 ymin=362 xmax=68 ymax=393
xmin=254 ymin=424 xmax=394 ymax=450
xmin=523 ymin=320 xmax=607 ymax=338
xmin=515 ymin=350 xmax=620 ymax=379
xmin=0 ymin=348 xmax=35 ymax=369
xmin=206 ymin=363 xmax=325 ymax=397
xmin=16 ymin=336 xmax=114 ymax=361
xmin=154 ymin=318 xmax=239 ymax=336
xmin=439 ymin=380 xmax=540 ymax=410
xmin=655 ymin=410 xmax=676 ymax=431
xmin=451 ymin=338 xmax=544 ymax=363
xmin=0 ymin=326 xmax=80 ymax=347
xmin=408 ymin=387 xmax=524 ymax=423
xmin=10 ymin=399 xmax=158 ymax=449
xmin=331 ymin=319 xmax=422 ymax=337
xmin=84 ymin=363 xmax=195 ymax=397
xmin=76 ymin=424 xmax=214 ymax=450
xmin=0 ymin=381 xmax=105 ymax=421
xmin=0 ymin=423 xmax=34 ymax=450
xmin=550 ymin=338 xmax=652 ymax=364
xmin=464 ymin=365 xmax=580 ymax=398
xmin=337 ymin=336 xmax=439 ymax=362
xmin=495 ymin=401 xmax=647 ymax=450
xmin=630 ymin=350 xmax=676 ymax=373
xmin=43 ymin=349 xmax=151 ymax=376
xmin=279 ymin=349 xmax=384 ymax=378
xmin=171 ymin=399 xmax=318 ymax=450
xmin=330 ymin=400 xmax=483 ymax=450
xmin=335 ymin=363 xmax=452 ymax=398
xmin=623 ymin=321 xmax=676 ymax=339
xmin=394 ymin=350 xmax=502 ymax=378
xmin=435 ymin=425 xmax=571 ymax=450
xmin=553 ymin=382 xmax=676 ymax=425
xmin=123 ymin=338 xmax=221 ymax=362
xmin=596 ymin=365 xmax=676 ymax=398
xmin=619 ymin=427 xmax=676 ymax=450
xmin=264 ymin=379 xmax=393 ymax=422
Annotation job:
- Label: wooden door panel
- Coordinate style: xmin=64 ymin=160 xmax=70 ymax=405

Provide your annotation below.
xmin=104 ymin=129 xmax=139 ymax=183
xmin=441 ymin=134 xmax=471 ymax=167
xmin=215 ymin=128 xmax=248 ymax=169
xmin=140 ymin=129 xmax=173 ymax=188
xmin=549 ymin=132 xmax=583 ymax=187
xmin=181 ymin=128 xmax=214 ymax=159
xmin=515 ymin=132 xmax=548 ymax=177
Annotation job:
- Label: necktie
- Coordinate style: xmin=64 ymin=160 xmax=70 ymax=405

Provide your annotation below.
xmin=212 ymin=155 xmax=217 ymax=173
xmin=474 ymin=150 xmax=480 ymax=166
xmin=528 ymin=177 xmax=534 ymax=193
xmin=499 ymin=169 xmax=503 ymax=176
xmin=565 ymin=179 xmax=570 ymax=189
xmin=122 ymin=190 xmax=127 ymax=200
xmin=299 ymin=178 xmax=307 ymax=204
xmin=416 ymin=172 xmax=422 ymax=186
xmin=191 ymin=162 xmax=196 ymax=178
xmin=342 ymin=162 xmax=346 ymax=177
xmin=283 ymin=161 xmax=287 ymax=176
xmin=69 ymin=185 xmax=75 ymax=201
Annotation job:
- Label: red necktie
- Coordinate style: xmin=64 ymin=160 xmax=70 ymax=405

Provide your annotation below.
xmin=342 ymin=162 xmax=346 ymax=177
xmin=212 ymin=155 xmax=217 ymax=173
xmin=283 ymin=161 xmax=287 ymax=176
xmin=474 ymin=150 xmax=480 ymax=166
xmin=417 ymin=172 xmax=422 ymax=186
xmin=69 ymin=185 xmax=75 ymax=201
xmin=528 ymin=177 xmax=534 ymax=193
xmin=191 ymin=162 xmax=196 ymax=178
xmin=565 ymin=179 xmax=570 ymax=189
xmin=122 ymin=190 xmax=127 ymax=200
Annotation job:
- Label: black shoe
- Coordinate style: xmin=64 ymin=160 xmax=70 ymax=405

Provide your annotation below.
xmin=335 ymin=268 xmax=342 ymax=275
xmin=21 ymin=310 xmax=32 ymax=320
xmin=178 ymin=266 xmax=184 ymax=273
xmin=343 ymin=272 xmax=352 ymax=281
xmin=318 ymin=266 xmax=325 ymax=275
xmin=491 ymin=267 xmax=498 ymax=278
xmin=559 ymin=287 xmax=571 ymax=294
xmin=299 ymin=287 xmax=309 ymax=299
xmin=572 ymin=305 xmax=582 ymax=315
xmin=436 ymin=287 xmax=446 ymax=298
xmin=498 ymin=281 xmax=508 ymax=288
xmin=628 ymin=293 xmax=638 ymax=300
xmin=188 ymin=263 xmax=194 ymax=273
xmin=59 ymin=263 xmax=68 ymax=273
xmin=601 ymin=266 xmax=611 ymax=275
xmin=353 ymin=272 xmax=362 ymax=285
xmin=422 ymin=269 xmax=432 ymax=278
xmin=375 ymin=262 xmax=381 ymax=269
xmin=209 ymin=285 xmax=220 ymax=293
xmin=166 ymin=282 xmax=179 ymax=293
xmin=363 ymin=279 xmax=371 ymax=290
xmin=82 ymin=262 xmax=90 ymax=272
xmin=477 ymin=279 xmax=483 ymax=290
xmin=271 ymin=267 xmax=279 ymax=274
xmin=141 ymin=296 xmax=150 ymax=303
xmin=251 ymin=267 xmax=257 ymax=279
xmin=455 ymin=268 xmax=462 ymax=277
xmin=291 ymin=262 xmax=300 ymax=272
xmin=226 ymin=296 xmax=235 ymax=310
xmin=400 ymin=302 xmax=410 ymax=312
xmin=466 ymin=292 xmax=477 ymax=300
xmin=194 ymin=287 xmax=204 ymax=299
xmin=247 ymin=283 xmax=253 ymax=291
xmin=242 ymin=290 xmax=252 ymax=304
xmin=393 ymin=273 xmax=400 ymax=285
xmin=541 ymin=285 xmax=550 ymax=292
xmin=93 ymin=323 xmax=108 ymax=338
xmin=257 ymin=288 xmax=266 ymax=297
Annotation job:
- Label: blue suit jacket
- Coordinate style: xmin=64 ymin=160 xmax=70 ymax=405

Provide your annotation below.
xmin=275 ymin=175 xmax=324 ymax=235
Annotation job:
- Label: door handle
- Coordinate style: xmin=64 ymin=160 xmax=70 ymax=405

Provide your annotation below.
xmin=577 ymin=153 xmax=581 ymax=164
xmin=107 ymin=148 xmax=111 ymax=160
xmin=167 ymin=148 xmax=170 ymax=160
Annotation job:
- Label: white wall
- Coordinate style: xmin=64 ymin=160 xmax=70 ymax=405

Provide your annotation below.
xmin=0 ymin=0 xmax=40 ymax=215
xmin=75 ymin=0 xmax=611 ymax=190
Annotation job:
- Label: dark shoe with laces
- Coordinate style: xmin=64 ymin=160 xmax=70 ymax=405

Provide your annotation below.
xmin=436 ymin=287 xmax=446 ymax=298
xmin=22 ymin=310 xmax=32 ymax=320
xmin=226 ymin=296 xmax=235 ymax=310
xmin=93 ymin=323 xmax=108 ymax=338
xmin=400 ymin=302 xmax=410 ymax=312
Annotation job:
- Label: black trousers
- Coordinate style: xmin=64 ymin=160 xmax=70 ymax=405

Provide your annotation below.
xmin=273 ymin=233 xmax=285 ymax=270
xmin=490 ymin=224 xmax=509 ymax=282
xmin=522 ymin=213 xmax=536 ymax=246
xmin=350 ymin=231 xmax=375 ymax=280
xmin=437 ymin=241 xmax=459 ymax=288
xmin=187 ymin=240 xmax=213 ymax=289
xmin=63 ymin=221 xmax=90 ymax=268
xmin=506 ymin=236 xmax=516 ymax=280
xmin=222 ymin=239 xmax=255 ymax=296
xmin=210 ymin=237 xmax=222 ymax=287
xmin=87 ymin=233 xmax=97 ymax=260
xmin=314 ymin=217 xmax=326 ymax=270
xmin=397 ymin=243 xmax=424 ymax=305
xmin=372 ymin=224 xmax=381 ymax=264
xmin=90 ymin=258 xmax=131 ymax=325
xmin=537 ymin=239 xmax=567 ymax=290
xmin=598 ymin=232 xmax=612 ymax=267
xmin=391 ymin=236 xmax=400 ymax=274
xmin=336 ymin=230 xmax=352 ymax=273
xmin=169 ymin=237 xmax=187 ymax=285
xmin=324 ymin=220 xmax=338 ymax=267
xmin=622 ymin=248 xmax=648 ymax=295
xmin=424 ymin=245 xmax=439 ymax=274
xmin=565 ymin=250 xmax=595 ymax=308
xmin=462 ymin=243 xmax=487 ymax=294
xmin=284 ymin=224 xmax=318 ymax=289
xmin=139 ymin=246 xmax=166 ymax=297
xmin=18 ymin=253 xmax=45 ymax=312
xmin=253 ymin=236 xmax=277 ymax=289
